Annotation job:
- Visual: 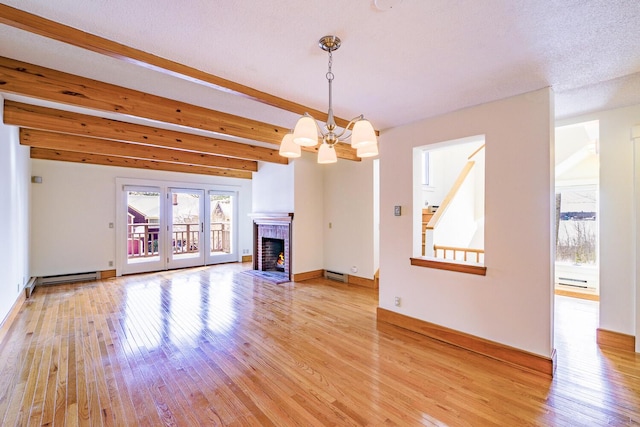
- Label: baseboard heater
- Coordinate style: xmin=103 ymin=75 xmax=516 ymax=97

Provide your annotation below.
xmin=24 ymin=277 xmax=37 ymax=298
xmin=558 ymin=277 xmax=588 ymax=288
xmin=325 ymin=270 xmax=348 ymax=283
xmin=38 ymin=271 xmax=100 ymax=286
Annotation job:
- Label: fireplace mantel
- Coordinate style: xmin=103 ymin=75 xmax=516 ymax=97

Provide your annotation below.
xmin=249 ymin=212 xmax=293 ymax=225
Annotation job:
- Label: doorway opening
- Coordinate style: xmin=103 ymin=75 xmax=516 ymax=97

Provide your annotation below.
xmin=554 ymin=120 xmax=600 ymax=301
xmin=553 ymin=120 xmax=600 ymax=364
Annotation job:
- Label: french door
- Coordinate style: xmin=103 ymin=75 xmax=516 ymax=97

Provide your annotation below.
xmin=118 ymin=181 xmax=238 ymax=275
xmin=168 ymin=188 xmax=205 ymax=270
xmin=122 ymin=186 xmax=165 ymax=275
xmin=206 ymin=191 xmax=236 ymax=264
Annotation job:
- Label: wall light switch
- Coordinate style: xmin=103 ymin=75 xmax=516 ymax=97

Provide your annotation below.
xmin=394 ymin=206 xmax=401 ymax=216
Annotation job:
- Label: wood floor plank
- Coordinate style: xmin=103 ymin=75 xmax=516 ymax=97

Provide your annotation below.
xmin=53 ymin=316 xmax=69 ymax=427
xmin=23 ymin=291 xmax=59 ymax=426
xmin=112 ymin=316 xmax=162 ymax=427
xmin=0 ymin=265 xmax=639 ymax=426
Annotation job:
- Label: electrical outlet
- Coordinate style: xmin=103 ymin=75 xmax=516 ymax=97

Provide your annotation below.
xmin=394 ymin=296 xmax=401 ymax=307
xmin=108 ymin=261 xmax=114 ymax=267
xmin=394 ymin=205 xmax=401 ymax=216
xmin=109 ymin=222 xmax=114 ymax=229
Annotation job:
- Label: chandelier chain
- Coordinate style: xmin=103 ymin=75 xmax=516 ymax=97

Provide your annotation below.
xmin=326 ymin=50 xmax=334 ymax=82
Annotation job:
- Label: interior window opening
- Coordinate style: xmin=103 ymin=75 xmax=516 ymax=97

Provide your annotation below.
xmin=413 ymin=136 xmax=485 ymax=269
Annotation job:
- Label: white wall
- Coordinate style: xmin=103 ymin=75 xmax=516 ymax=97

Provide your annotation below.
xmin=373 ymin=159 xmax=380 ymax=275
xmin=30 ymin=159 xmax=252 ymax=276
xmin=251 ymin=156 xmax=322 ymax=274
xmin=323 ymin=156 xmax=376 ymax=279
xmin=558 ymin=103 xmax=640 ymax=346
xmin=0 ymin=99 xmax=30 ymax=323
xmin=380 ymin=88 xmax=555 ymax=357
xmin=252 ymin=161 xmax=294 ymax=213
xmin=635 ymin=125 xmax=640 ymax=353
xmin=292 ymin=152 xmax=324 ymax=274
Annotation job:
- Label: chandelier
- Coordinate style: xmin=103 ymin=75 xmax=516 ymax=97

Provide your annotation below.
xmin=279 ymin=35 xmax=379 ymax=164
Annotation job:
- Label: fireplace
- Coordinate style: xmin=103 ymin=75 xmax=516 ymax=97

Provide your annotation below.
xmin=251 ymin=213 xmax=293 ymax=280
xmin=262 ymin=238 xmax=284 ymax=271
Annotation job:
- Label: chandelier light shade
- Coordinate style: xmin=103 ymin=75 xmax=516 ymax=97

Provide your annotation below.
xmin=278 ymin=133 xmax=301 ymax=158
xmin=317 ymin=143 xmax=338 ymax=164
xmin=292 ymin=116 xmax=319 ymax=147
xmin=279 ymin=35 xmax=378 ymax=164
xmin=351 ymin=119 xmax=377 ymax=149
xmin=356 ymin=142 xmax=379 ymax=158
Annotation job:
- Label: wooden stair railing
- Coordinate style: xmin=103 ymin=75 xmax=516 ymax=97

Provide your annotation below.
xmin=426 ymin=160 xmax=475 ymax=232
xmin=433 ymin=245 xmax=484 ymax=263
xmin=421 ymin=209 xmax=434 ymax=254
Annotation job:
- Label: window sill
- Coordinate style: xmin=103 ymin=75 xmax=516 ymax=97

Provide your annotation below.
xmin=410 ymin=257 xmax=487 ymax=276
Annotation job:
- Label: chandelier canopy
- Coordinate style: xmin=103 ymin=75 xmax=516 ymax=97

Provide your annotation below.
xmin=279 ymin=35 xmax=379 ymax=164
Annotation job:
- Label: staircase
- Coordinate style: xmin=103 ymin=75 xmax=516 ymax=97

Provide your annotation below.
xmin=423 ymin=145 xmax=485 ymax=263
xmin=421 ymin=208 xmax=434 ymax=256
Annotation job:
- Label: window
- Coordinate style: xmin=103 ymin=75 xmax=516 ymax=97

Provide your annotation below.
xmin=422 ymin=150 xmax=431 ymax=186
xmin=556 ymin=186 xmax=597 ymax=265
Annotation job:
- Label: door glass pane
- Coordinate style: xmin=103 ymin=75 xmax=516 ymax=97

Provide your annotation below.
xmin=126 ymin=190 xmax=161 ymax=264
xmin=210 ymin=193 xmax=232 ymax=256
xmin=171 ymin=191 xmax=202 ymax=260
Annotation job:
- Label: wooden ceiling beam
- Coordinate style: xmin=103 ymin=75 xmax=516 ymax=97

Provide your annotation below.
xmin=0 ymin=3 xmax=353 ymax=128
xmin=30 ymin=147 xmax=253 ymax=179
xmin=0 ymin=55 xmax=287 ymax=144
xmin=0 ymin=57 xmax=360 ymax=160
xmin=20 ymin=129 xmax=258 ymax=172
xmin=4 ymin=100 xmax=287 ymax=164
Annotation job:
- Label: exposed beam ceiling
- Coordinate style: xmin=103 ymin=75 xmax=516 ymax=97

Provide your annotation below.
xmin=0 ymin=56 xmax=360 ymax=161
xmin=5 ymin=2 xmax=634 ymax=176
xmin=4 ymin=101 xmax=287 ymax=165
xmin=0 ymin=3 xmax=388 ymax=176
xmin=1 ymin=1 xmax=640 ymax=134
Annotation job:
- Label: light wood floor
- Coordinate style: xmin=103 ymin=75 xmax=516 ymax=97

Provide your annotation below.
xmin=1 ymin=263 xmax=638 ymax=426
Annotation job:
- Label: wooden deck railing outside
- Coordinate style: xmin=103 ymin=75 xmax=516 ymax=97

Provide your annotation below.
xmin=127 ymin=222 xmax=230 ymax=258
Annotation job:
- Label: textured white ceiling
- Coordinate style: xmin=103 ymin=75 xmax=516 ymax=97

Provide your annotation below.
xmin=1 ymin=0 xmax=640 ymax=135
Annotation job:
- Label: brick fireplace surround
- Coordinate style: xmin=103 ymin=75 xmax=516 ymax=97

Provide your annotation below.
xmin=250 ymin=213 xmax=293 ymax=280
